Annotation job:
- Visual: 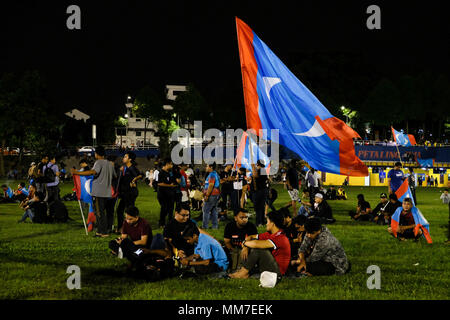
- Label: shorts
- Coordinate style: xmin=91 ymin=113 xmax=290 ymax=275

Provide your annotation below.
xmin=288 ymin=189 xmax=299 ymax=202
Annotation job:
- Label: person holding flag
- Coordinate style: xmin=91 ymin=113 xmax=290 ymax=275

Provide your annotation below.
xmin=389 ymin=179 xmax=432 ymax=243
xmin=387 ymin=162 xmax=405 ymax=195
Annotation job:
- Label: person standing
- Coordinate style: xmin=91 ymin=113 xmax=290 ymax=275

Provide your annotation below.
xmin=231 ymin=167 xmax=248 ymax=214
xmin=43 ymin=155 xmax=60 ymax=204
xmin=152 ymin=165 xmax=160 ymax=192
xmin=157 ymin=159 xmax=177 ymax=228
xmin=202 ymin=163 xmax=221 ymax=229
xmin=35 ymin=155 xmax=49 ymax=194
xmin=252 ymin=160 xmax=269 ymax=227
xmin=407 ymin=167 xmax=417 ymax=204
xmin=219 ymin=164 xmax=234 ymax=218
xmin=387 ymin=162 xmax=405 ymax=195
xmin=286 ymin=160 xmax=300 ymax=216
xmin=71 ymin=146 xmax=116 ymax=238
xmin=116 ymin=151 xmax=142 ymax=232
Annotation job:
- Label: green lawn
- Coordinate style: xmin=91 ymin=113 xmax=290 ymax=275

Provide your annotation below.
xmin=0 ymin=180 xmax=449 ymax=300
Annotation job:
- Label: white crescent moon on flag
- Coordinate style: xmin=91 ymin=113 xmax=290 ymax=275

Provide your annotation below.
xmin=262 ymin=77 xmax=281 ymax=101
xmin=293 ymin=119 xmax=325 ymax=138
xmin=85 ymin=180 xmax=91 ymax=195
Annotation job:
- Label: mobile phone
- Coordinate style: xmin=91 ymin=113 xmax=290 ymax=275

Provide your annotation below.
xmin=134 ymin=249 xmax=143 ymax=256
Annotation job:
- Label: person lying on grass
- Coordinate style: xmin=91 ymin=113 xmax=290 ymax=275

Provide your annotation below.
xmin=291 ymin=217 xmax=350 ymax=276
xmin=180 ymin=223 xmax=229 ymax=275
xmin=229 ymin=210 xmax=291 ymax=279
xmin=388 ymin=198 xmax=423 ymax=241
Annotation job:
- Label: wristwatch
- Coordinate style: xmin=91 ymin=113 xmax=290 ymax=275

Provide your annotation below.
xmin=242 ymin=240 xmax=247 ymax=248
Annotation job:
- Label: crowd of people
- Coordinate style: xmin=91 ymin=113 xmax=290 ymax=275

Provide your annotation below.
xmin=2 ymin=149 xmax=448 ymax=286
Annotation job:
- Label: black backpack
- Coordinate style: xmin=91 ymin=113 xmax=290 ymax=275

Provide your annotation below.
xmin=49 ymin=200 xmax=69 ymax=223
xmin=43 ymin=164 xmax=56 ymax=183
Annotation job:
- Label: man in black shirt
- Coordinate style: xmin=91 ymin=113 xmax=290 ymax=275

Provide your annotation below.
xmin=310 ymin=193 xmax=335 ymax=224
xmin=157 ymin=159 xmax=177 ymax=228
xmin=117 ymin=152 xmax=142 ymax=231
xmin=163 ymin=206 xmax=206 ymax=258
xmin=231 ymin=167 xmax=247 ymax=214
xmin=252 ymin=160 xmax=269 ymax=227
xmin=286 ymin=160 xmax=299 ymax=217
xmin=372 ymin=193 xmax=402 ymax=225
xmin=223 ymin=209 xmax=258 ymax=272
xmin=220 ymin=164 xmax=233 ymax=219
xmin=35 ymin=155 xmax=49 ymax=193
xmin=349 ymin=194 xmax=372 ymax=221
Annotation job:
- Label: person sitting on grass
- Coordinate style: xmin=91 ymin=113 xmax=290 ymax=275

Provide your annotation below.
xmin=372 ymin=193 xmax=402 ymax=225
xmin=109 ymin=206 xmax=153 ymax=266
xmin=0 ymin=184 xmax=15 ymax=203
xmin=388 ymin=198 xmax=423 ymax=241
xmin=223 ymin=208 xmax=258 ymax=273
xmin=349 ymin=194 xmax=372 ymax=221
xmin=309 ymin=193 xmax=335 ymax=224
xmin=291 ymin=217 xmax=350 ymax=276
xmin=17 ymin=191 xmax=48 ymax=223
xmin=336 ymin=186 xmax=347 ymax=200
xmin=297 ymin=189 xmax=312 ymax=216
xmin=19 ymin=183 xmax=36 ymax=209
xmin=13 ymin=182 xmax=29 ymax=203
xmin=325 ymin=186 xmax=337 ymax=200
xmin=229 ymin=210 xmax=291 ymax=279
xmin=440 ymin=189 xmax=450 ymax=204
xmin=180 ymin=223 xmax=229 ymax=275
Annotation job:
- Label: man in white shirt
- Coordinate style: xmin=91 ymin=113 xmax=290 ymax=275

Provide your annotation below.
xmin=152 ymin=167 xmax=160 ymax=192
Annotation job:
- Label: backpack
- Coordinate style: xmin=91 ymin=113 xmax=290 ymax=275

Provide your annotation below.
xmin=43 ymin=164 xmax=56 ymax=183
xmin=49 ymin=200 xmax=69 ymax=223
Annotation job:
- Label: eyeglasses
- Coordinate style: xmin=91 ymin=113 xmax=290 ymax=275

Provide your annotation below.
xmin=178 ymin=213 xmax=189 ymax=217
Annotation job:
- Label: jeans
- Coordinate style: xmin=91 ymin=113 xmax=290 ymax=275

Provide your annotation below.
xmin=94 ymin=197 xmax=109 ymax=234
xmin=20 ymin=209 xmax=35 ymax=222
xmin=158 ymin=191 xmax=175 ymax=227
xmin=253 ymin=189 xmax=268 ymax=226
xmin=298 ymin=205 xmax=310 ymax=217
xmin=117 ymin=191 xmax=137 ymax=230
xmin=202 ymin=194 xmax=220 ymax=229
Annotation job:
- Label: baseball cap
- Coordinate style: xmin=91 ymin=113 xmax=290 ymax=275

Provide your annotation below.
xmin=259 ymin=271 xmax=277 ymax=288
xmin=380 ymin=193 xmax=387 ymax=198
xmin=315 ymin=193 xmax=323 ymax=199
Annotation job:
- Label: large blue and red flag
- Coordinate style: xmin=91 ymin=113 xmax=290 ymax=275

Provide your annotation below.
xmin=236 ymin=18 xmax=368 ymax=176
xmin=391 ymin=127 xmax=416 ymax=146
xmin=391 ymin=179 xmax=432 ymax=243
xmin=234 ymin=131 xmax=271 ymax=175
xmin=73 ymin=175 xmax=96 ymax=232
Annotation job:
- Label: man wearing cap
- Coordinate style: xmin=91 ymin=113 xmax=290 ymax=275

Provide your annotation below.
xmin=372 ymin=193 xmax=402 ymax=225
xmin=388 ymin=162 xmax=405 ymax=195
xmin=310 ymin=193 xmax=335 ymax=224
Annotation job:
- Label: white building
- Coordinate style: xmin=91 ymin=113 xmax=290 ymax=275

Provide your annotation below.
xmin=114 ymin=85 xmax=188 ymax=148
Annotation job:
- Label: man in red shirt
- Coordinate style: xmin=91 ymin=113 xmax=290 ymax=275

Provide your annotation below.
xmin=229 ymin=210 xmax=291 ymax=278
xmin=109 ymin=206 xmax=153 ymax=264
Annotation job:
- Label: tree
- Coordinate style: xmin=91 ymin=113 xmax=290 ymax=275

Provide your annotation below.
xmin=0 ymin=71 xmax=59 ymax=176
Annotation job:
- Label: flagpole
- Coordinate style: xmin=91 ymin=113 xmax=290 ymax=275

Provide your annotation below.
xmin=78 ymin=200 xmax=89 ymax=235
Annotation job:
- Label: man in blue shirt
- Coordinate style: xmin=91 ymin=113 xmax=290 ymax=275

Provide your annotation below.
xmin=180 ymin=223 xmax=229 ymax=274
xmin=1 ymin=184 xmax=15 ymax=203
xmin=387 ymin=162 xmax=405 ymax=195
xmin=202 ymin=163 xmax=221 ymax=229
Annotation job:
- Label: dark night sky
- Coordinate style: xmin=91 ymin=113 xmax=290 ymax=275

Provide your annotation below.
xmin=1 ymin=1 xmax=449 ymax=118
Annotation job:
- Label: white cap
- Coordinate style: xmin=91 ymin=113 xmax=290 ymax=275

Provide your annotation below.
xmin=315 ymin=193 xmax=323 ymax=199
xmin=259 ymin=271 xmax=277 ymax=288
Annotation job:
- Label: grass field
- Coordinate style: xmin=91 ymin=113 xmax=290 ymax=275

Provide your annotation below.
xmin=0 ymin=180 xmax=449 ymax=300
